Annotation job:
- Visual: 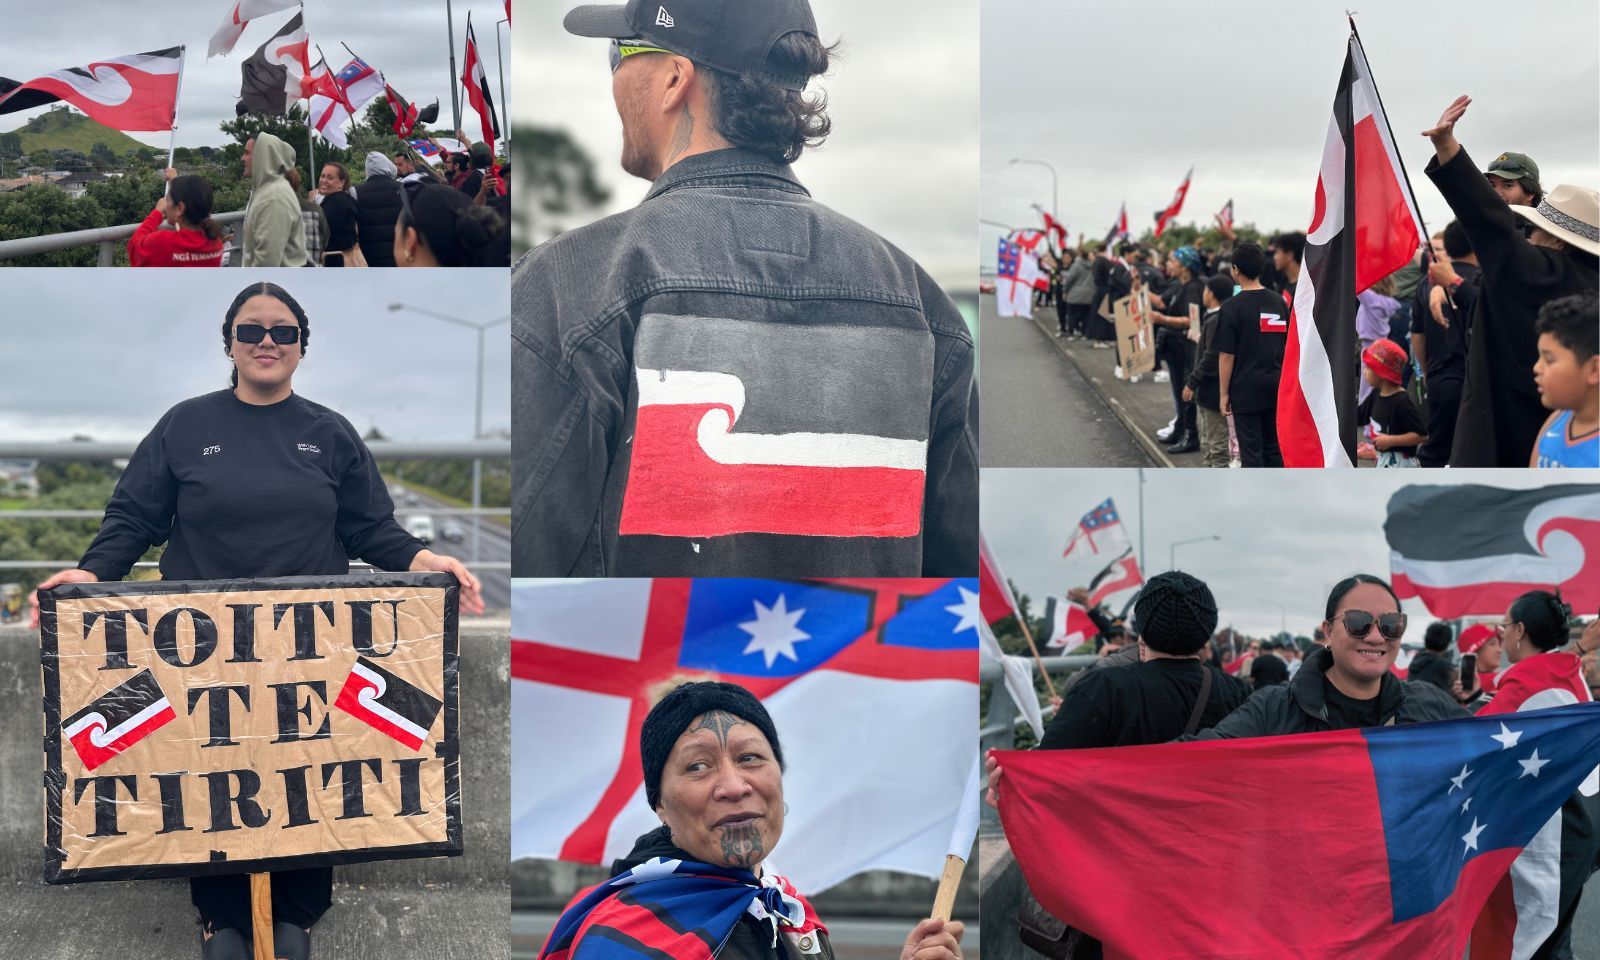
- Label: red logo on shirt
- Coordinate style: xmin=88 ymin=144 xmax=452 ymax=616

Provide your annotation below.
xmin=1260 ymin=312 xmax=1288 ymax=333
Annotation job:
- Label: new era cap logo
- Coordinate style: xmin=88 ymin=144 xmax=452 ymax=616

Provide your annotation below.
xmin=655 ymin=5 xmax=674 ymax=27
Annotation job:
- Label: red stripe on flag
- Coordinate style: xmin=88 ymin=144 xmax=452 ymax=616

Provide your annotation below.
xmin=1278 ymin=302 xmax=1325 ymax=467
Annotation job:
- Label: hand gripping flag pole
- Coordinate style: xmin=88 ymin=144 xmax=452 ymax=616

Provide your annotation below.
xmin=931 ymin=753 xmax=982 ymax=922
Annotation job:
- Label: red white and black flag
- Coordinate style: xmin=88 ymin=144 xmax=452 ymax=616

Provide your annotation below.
xmin=62 ymin=669 xmax=176 ymax=772
xmin=1278 ymin=27 xmax=1426 ymax=467
xmin=209 ymin=0 xmax=302 ymax=58
xmin=237 ymin=12 xmax=313 ymax=116
xmin=460 ymin=14 xmax=500 ymax=157
xmin=1034 ymin=205 xmax=1067 ymax=251
xmin=1042 ymin=596 xmax=1094 ymax=650
xmin=1218 ymin=198 xmax=1234 ymax=230
xmin=0 ymin=48 xmax=182 ymax=132
xmin=386 ymin=83 xmax=419 ymax=137
xmin=1385 ymin=483 xmax=1600 ymax=618
xmin=334 ymin=656 xmax=444 ymax=752
xmin=1103 ymin=202 xmax=1128 ymax=249
xmin=1153 ymin=167 xmax=1192 ymax=238
xmin=1088 ymin=547 xmax=1144 ymax=608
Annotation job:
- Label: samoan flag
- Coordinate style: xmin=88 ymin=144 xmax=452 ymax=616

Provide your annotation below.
xmin=509 ymin=578 xmax=978 ymax=894
xmin=540 ymin=856 xmax=823 ymax=960
xmin=999 ymin=702 xmax=1600 ymax=959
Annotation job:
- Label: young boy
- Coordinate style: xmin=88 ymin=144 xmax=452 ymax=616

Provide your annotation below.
xmin=1531 ymin=290 xmax=1599 ymax=468
xmin=1184 ymin=276 xmax=1235 ymax=467
xmin=1358 ymin=338 xmax=1428 ymax=468
xmin=1216 ymin=242 xmax=1289 ymax=467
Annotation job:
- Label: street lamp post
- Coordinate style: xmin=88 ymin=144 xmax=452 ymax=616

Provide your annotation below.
xmin=386 ymin=304 xmax=511 ymax=568
xmin=1008 ymin=157 xmax=1058 ymax=225
xmin=1168 ymin=534 xmax=1221 ymax=572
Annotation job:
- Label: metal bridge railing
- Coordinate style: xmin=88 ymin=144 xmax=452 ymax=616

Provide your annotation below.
xmin=0 ymin=211 xmax=248 ymax=266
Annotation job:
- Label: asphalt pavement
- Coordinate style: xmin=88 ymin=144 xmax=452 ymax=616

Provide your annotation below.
xmin=392 ymin=486 xmax=512 ymax=612
xmin=979 ymin=295 xmax=1155 ymax=468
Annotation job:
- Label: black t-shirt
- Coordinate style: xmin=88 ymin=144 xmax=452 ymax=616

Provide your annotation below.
xmin=79 ymin=390 xmax=423 ymax=582
xmin=1322 ymin=678 xmax=1384 ymax=730
xmin=1039 ymin=657 xmax=1253 ymax=749
xmin=1409 ymin=261 xmax=1478 ymax=380
xmin=1357 ymin=389 xmax=1428 ymax=457
xmin=1215 ymin=287 xmax=1290 ymax=413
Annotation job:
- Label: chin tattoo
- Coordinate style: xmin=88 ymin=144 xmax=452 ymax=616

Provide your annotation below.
xmin=719 ymin=822 xmax=765 ymax=868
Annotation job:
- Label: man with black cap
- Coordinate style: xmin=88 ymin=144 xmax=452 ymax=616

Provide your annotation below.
xmin=511 ymin=0 xmax=978 ymax=579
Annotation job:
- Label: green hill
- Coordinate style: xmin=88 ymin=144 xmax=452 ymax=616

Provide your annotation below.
xmin=13 ymin=108 xmax=152 ymax=158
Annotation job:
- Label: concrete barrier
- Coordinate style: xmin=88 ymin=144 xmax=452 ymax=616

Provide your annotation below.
xmin=0 ymin=623 xmax=509 ymax=958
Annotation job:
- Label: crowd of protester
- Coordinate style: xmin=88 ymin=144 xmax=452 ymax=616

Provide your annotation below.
xmin=128 ymin=130 xmax=510 ymax=269
xmin=1030 ymin=104 xmax=1598 ymax=468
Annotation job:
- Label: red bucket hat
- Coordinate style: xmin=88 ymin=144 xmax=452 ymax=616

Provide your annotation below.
xmin=1362 ymin=338 xmax=1407 ymax=386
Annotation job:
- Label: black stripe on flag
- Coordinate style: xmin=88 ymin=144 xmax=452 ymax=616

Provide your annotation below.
xmin=1385 ymin=483 xmax=1598 ymax=562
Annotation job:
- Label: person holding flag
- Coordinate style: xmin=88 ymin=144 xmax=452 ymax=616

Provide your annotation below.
xmin=537 ymin=681 xmax=965 ymax=960
xmin=1422 ymin=95 xmax=1600 ymax=467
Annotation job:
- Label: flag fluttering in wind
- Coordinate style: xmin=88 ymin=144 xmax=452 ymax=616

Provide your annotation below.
xmin=237 ymin=12 xmax=312 ymax=116
xmin=1103 ymin=201 xmax=1128 ymax=249
xmin=1062 ymin=498 xmax=1129 ymax=560
xmin=460 ymin=14 xmax=500 ymax=156
xmin=1278 ymin=26 xmax=1426 ymax=467
xmin=1153 ymin=167 xmax=1193 ymax=238
xmin=996 ymin=230 xmax=1047 ymax=318
xmin=309 ymin=56 xmax=383 ymax=149
xmin=1087 ymin=547 xmax=1143 ymax=609
xmin=1042 ymin=596 xmax=1094 ymax=650
xmin=1218 ymin=197 xmax=1234 ymax=230
xmin=1033 ymin=204 xmax=1067 ymax=251
xmin=209 ymin=0 xmax=302 ymax=58
xmin=0 ymin=48 xmax=182 ymax=131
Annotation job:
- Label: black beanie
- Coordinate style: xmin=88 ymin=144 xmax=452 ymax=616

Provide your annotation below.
xmin=640 ymin=681 xmax=784 ymax=809
xmin=1131 ymin=571 xmax=1219 ymax=656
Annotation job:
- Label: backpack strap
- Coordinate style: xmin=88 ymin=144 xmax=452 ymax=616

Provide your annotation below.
xmin=1184 ymin=665 xmax=1215 ymax=737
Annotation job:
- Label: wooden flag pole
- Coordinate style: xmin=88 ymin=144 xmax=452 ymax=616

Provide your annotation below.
xmin=250 ymin=873 xmax=274 ymax=960
xmin=1015 ymin=614 xmax=1057 ymax=700
xmin=930 ymin=853 xmax=966 ymax=921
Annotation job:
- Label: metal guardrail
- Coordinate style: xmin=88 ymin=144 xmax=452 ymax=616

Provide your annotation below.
xmin=0 ymin=211 xmax=247 ymax=266
xmin=979 ymin=653 xmax=1097 ymax=829
xmin=0 ymin=439 xmax=509 ymax=459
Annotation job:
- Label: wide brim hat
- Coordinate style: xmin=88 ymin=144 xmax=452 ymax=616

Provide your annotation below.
xmin=1511 ymin=184 xmax=1600 ymax=257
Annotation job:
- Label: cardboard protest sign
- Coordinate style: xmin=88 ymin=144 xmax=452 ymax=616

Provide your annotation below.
xmin=39 ymin=573 xmax=461 ymax=884
xmin=1114 ymin=290 xmax=1156 ymax=378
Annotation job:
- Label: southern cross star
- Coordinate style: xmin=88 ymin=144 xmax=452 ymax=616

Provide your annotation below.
xmin=1461 ymin=818 xmax=1486 ymax=856
xmin=1448 ymin=764 xmax=1472 ymax=794
xmin=1490 ymin=722 xmax=1523 ymax=750
xmin=1518 ymin=749 xmax=1551 ymax=779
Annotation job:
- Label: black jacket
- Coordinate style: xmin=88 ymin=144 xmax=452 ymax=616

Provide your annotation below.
xmin=1426 ymin=148 xmax=1599 ymax=466
xmin=511 ymin=148 xmax=978 ymax=578
xmin=1405 ymin=649 xmax=1457 ymax=696
xmin=320 ymin=190 xmax=358 ymax=253
xmin=1197 ymin=646 xmax=1468 ymax=738
xmin=356 ymin=174 xmax=403 ymax=268
xmin=609 ymin=827 xmax=836 ymax=960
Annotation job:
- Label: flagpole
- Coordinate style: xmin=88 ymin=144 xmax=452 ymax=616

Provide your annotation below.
xmin=495 ymin=18 xmax=510 ymax=146
xmin=931 ymin=753 xmax=981 ymax=923
xmin=446 ymin=0 xmax=461 ymax=136
xmin=165 ymin=45 xmax=187 ymax=196
xmin=1015 ymin=614 xmax=1057 ymax=701
xmin=1347 ymin=14 xmax=1431 ymax=241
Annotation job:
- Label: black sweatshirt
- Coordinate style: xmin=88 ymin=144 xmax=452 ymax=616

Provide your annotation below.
xmin=79 ymin=390 xmax=423 ymax=582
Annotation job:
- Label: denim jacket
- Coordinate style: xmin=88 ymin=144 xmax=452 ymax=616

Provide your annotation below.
xmin=511 ymin=148 xmax=978 ymax=577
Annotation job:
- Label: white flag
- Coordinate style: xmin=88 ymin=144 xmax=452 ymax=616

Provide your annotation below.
xmin=209 ymin=0 xmax=302 ymax=58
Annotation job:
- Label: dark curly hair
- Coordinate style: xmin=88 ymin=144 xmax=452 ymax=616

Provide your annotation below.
xmin=701 ymin=32 xmax=837 ymax=164
xmin=221 ymin=282 xmax=310 ymax=388
xmin=1536 ymin=290 xmax=1599 ymax=364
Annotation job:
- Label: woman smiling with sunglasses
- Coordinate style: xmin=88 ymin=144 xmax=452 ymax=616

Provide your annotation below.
xmin=30 ymin=281 xmax=483 ymax=960
xmin=1197 ymin=575 xmax=1468 ymax=738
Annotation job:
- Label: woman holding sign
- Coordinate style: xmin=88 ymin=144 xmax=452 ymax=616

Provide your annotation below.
xmin=31 ymin=280 xmax=485 ymax=960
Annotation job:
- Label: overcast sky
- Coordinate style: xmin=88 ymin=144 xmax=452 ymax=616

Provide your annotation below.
xmin=513 ymin=0 xmax=979 ymax=289
xmin=0 ymin=270 xmax=509 ymax=443
xmin=982 ymin=0 xmax=1600 ymax=269
xmin=982 ymin=469 xmax=1590 ymax=640
xmin=0 ymin=0 xmax=509 ymax=150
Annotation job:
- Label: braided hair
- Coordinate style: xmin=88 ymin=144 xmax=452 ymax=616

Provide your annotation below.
xmin=220 ymin=282 xmax=310 ymax=388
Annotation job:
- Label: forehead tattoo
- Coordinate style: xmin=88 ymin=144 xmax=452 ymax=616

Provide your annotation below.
xmin=691 ymin=709 xmax=747 ymax=749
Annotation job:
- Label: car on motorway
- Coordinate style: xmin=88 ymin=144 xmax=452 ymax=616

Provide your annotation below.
xmin=404 ymin=515 xmax=435 ymax=544
xmin=440 ymin=520 xmax=465 ymax=542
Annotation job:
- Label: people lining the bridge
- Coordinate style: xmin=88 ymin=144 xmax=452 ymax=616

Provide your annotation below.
xmin=538 ymin=680 xmax=965 ymax=960
xmin=127 ymin=167 xmax=225 ymax=268
xmin=28 ymin=281 xmax=483 ymax=960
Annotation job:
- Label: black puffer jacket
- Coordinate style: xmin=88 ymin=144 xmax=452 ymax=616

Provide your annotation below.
xmin=355 ymin=174 xmax=403 ymax=268
xmin=1405 ymin=649 xmax=1457 ymax=695
xmin=606 ymin=827 xmax=837 ymax=960
xmin=1197 ymin=645 xmax=1468 ymax=738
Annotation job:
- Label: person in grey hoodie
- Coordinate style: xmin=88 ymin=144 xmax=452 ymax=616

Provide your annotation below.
xmin=1060 ymin=250 xmax=1097 ymax=337
xmin=241 ymin=132 xmax=308 ymax=267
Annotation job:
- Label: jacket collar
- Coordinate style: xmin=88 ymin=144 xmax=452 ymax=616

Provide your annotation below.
xmin=1290 ymin=645 xmax=1405 ymax=724
xmin=644 ymin=147 xmax=809 ymax=203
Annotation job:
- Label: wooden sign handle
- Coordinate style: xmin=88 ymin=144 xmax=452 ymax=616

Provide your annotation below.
xmin=930 ymin=853 xmax=965 ymax=922
xmin=250 ymin=872 xmax=274 ymax=960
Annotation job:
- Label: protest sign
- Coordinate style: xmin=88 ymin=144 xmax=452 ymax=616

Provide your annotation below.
xmin=39 ymin=573 xmax=461 ymax=884
xmin=1114 ymin=290 xmax=1156 ymax=377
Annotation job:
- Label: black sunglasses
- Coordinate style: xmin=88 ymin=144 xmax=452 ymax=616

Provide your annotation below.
xmin=1338 ymin=610 xmax=1407 ymax=642
xmin=233 ymin=323 xmax=300 ymax=346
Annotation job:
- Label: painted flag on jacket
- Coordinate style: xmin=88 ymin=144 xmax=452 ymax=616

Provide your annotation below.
xmin=509 ymin=578 xmax=978 ymax=894
xmin=1218 ymin=197 xmax=1234 ymax=230
xmin=997 ymin=230 xmax=1046 ymax=317
xmin=237 ymin=12 xmax=312 ymax=115
xmin=998 ymin=702 xmax=1600 ymax=959
xmin=461 ymin=15 xmax=500 ymax=156
xmin=0 ymin=48 xmax=182 ymax=131
xmin=1278 ymin=29 xmax=1426 ymax=467
xmin=1087 ymin=547 xmax=1143 ymax=608
xmin=1063 ymin=498 xmax=1128 ymax=560
xmin=309 ymin=56 xmax=383 ymax=149
xmin=62 ymin=669 xmax=175 ymax=771
xmin=1473 ymin=657 xmax=1597 ymax=960
xmin=334 ymin=655 xmax=444 ymax=751
xmin=1152 ymin=167 xmax=1192 ymax=238
xmin=618 ymin=315 xmax=930 ymax=541
xmin=1103 ymin=202 xmax=1128 ymax=249
xmin=1042 ymin=596 xmax=1094 ymax=650
xmin=209 ymin=0 xmax=302 ymax=58
xmin=1385 ymin=483 xmax=1600 ymax=617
